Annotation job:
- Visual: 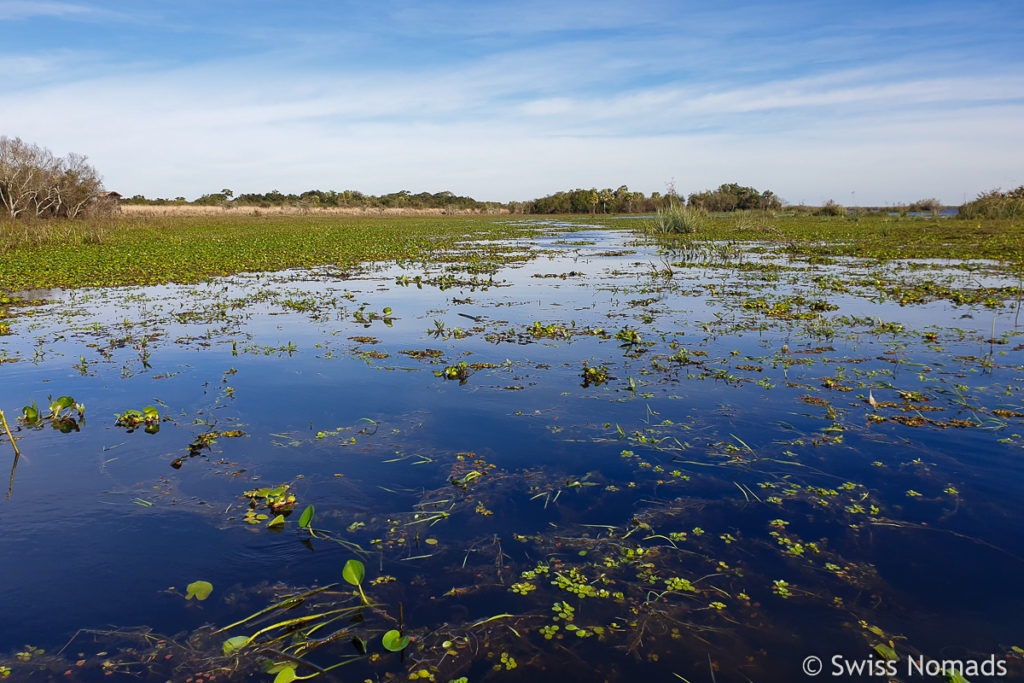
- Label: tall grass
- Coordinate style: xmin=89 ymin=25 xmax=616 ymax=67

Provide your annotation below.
xmin=959 ymin=188 xmax=1024 ymax=219
xmin=0 ymin=216 xmax=115 ymax=254
xmin=649 ymin=204 xmax=707 ymax=235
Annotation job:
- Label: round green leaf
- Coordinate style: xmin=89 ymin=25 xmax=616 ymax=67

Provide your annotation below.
xmin=267 ymin=514 xmax=286 ymax=528
xmin=185 ymin=580 xmax=213 ymax=601
xmin=342 ymin=559 xmax=365 ymax=587
xmin=222 ymin=636 xmax=249 ymax=656
xmin=298 ymin=505 xmax=315 ymax=529
xmin=382 ymin=629 xmax=411 ymax=652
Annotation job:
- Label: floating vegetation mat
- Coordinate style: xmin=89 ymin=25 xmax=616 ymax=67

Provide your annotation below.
xmin=0 ymin=222 xmax=1022 ymax=682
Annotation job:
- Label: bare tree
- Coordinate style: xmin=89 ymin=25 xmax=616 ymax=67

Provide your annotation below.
xmin=0 ymin=136 xmax=104 ymax=220
xmin=0 ymin=136 xmax=43 ymax=219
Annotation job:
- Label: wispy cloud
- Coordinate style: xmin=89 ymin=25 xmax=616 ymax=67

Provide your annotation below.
xmin=0 ymin=1 xmax=1020 ymax=203
xmin=0 ymin=1 xmax=97 ymax=20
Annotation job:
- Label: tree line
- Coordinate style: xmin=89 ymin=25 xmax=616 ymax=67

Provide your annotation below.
xmin=9 ymin=135 xmax=1017 ymax=221
xmin=127 ymin=188 xmax=504 ymax=212
xmin=0 ymin=136 xmax=108 ymax=220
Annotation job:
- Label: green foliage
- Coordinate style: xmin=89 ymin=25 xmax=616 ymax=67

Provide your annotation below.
xmin=221 ymin=635 xmax=249 ymax=656
xmin=687 ymin=183 xmax=781 ymax=212
xmin=185 ymin=580 xmax=213 ymax=601
xmin=813 ymin=200 xmax=845 ymax=216
xmin=381 ymin=629 xmax=411 ymax=652
xmin=581 ymin=362 xmax=611 ymax=387
xmin=959 ymin=186 xmax=1024 ymax=219
xmin=343 ymin=559 xmax=370 ymax=604
xmin=129 ymin=187 xmax=498 ymax=212
xmin=298 ymin=504 xmax=315 ymax=529
xmin=650 ymin=203 xmax=706 ymax=234
xmin=20 ymin=395 xmax=84 ymax=432
xmin=907 ymin=198 xmax=942 ymax=212
xmin=20 ymin=401 xmax=38 ymax=423
xmin=342 ymin=559 xmax=365 ymax=586
xmin=527 ymin=185 xmax=656 ymax=214
xmin=113 ymin=405 xmax=160 ymax=433
xmin=0 ymin=214 xmax=538 ymax=293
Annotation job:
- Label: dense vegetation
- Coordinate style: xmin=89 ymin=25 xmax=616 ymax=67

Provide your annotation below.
xmin=2 ymin=211 xmax=1021 ymax=298
xmin=686 ymin=183 xmax=781 ymax=212
xmin=0 ymin=214 xmax=539 ymax=293
xmin=958 ymin=186 xmax=1024 ymax=219
xmin=130 ymin=188 xmax=504 ymax=213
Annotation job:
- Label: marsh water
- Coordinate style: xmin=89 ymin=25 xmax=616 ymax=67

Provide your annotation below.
xmin=1 ymin=222 xmax=1022 ymax=681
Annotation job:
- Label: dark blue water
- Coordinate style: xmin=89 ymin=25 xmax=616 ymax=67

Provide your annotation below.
xmin=0 ymin=225 xmax=1021 ymax=681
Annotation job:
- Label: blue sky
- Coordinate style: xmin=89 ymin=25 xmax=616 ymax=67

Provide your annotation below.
xmin=1 ymin=1 xmax=1021 ymax=205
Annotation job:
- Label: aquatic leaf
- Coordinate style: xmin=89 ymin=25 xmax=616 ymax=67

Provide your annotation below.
xmin=268 ymin=515 xmax=286 ymax=528
xmin=943 ymin=671 xmax=970 ymax=683
xmin=21 ymin=402 xmax=38 ymax=422
xmin=298 ymin=505 xmax=315 ymax=528
xmin=48 ymin=396 xmax=75 ymax=417
xmin=222 ymin=636 xmax=249 ymax=656
xmin=382 ymin=629 xmax=411 ymax=652
xmin=342 ymin=559 xmax=365 ymax=586
xmin=873 ymin=643 xmax=898 ymax=661
xmin=273 ymin=665 xmax=297 ymax=683
xmin=351 ymin=635 xmax=367 ymax=655
xmin=185 ymin=580 xmax=213 ymax=601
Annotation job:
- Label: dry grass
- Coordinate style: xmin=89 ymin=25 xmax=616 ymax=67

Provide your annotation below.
xmin=120 ymin=204 xmax=510 ymax=217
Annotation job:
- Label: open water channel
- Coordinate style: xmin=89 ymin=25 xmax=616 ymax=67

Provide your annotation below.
xmin=1 ymin=222 xmax=1022 ymax=681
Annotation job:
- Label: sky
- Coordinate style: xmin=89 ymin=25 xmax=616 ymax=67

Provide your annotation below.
xmin=1 ymin=1 xmax=1022 ymax=205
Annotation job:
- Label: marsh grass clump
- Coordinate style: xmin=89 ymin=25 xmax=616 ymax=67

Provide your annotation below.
xmin=959 ymin=187 xmax=1024 ymax=219
xmin=0 ymin=214 xmax=114 ymax=254
xmin=649 ymin=204 xmax=706 ymax=235
xmin=814 ymin=200 xmax=845 ymax=217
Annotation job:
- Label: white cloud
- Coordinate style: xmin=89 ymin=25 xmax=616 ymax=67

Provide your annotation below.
xmin=1 ymin=8 xmax=1021 ymax=205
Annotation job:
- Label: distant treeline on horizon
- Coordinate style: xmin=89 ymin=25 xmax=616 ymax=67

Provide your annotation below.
xmin=121 ymin=183 xmax=965 ymax=215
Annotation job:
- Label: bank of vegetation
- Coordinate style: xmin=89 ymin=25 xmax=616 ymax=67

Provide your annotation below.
xmin=2 ymin=135 xmax=1022 ymax=291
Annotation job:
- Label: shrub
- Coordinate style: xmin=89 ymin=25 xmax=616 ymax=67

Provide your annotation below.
xmin=958 ymin=187 xmax=1024 ymax=219
xmin=814 ymin=200 xmax=845 ymax=217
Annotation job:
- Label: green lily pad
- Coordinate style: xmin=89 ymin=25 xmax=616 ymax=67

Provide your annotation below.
xmin=298 ymin=505 xmax=314 ymax=528
xmin=382 ymin=629 xmax=411 ymax=652
xmin=185 ymin=580 xmax=213 ymax=601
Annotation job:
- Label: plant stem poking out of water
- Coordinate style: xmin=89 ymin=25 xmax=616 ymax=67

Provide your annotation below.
xmin=1 ymin=409 xmax=21 ymax=500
